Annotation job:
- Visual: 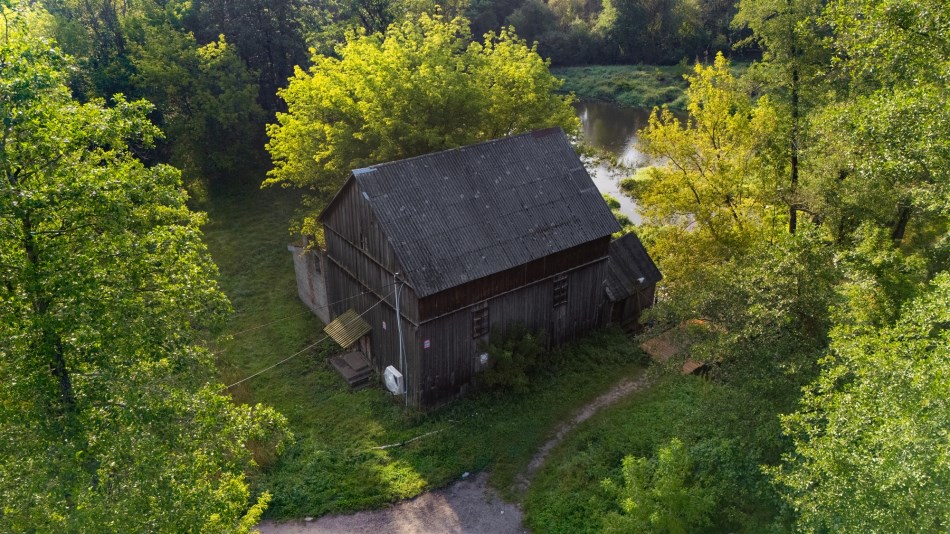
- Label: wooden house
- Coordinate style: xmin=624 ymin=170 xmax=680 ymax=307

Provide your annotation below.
xmin=298 ymin=128 xmax=661 ymax=408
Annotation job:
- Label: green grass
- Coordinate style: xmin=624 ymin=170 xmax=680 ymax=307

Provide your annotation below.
xmin=201 ymin=184 xmax=649 ymax=519
xmin=523 ymin=369 xmax=791 ymax=533
xmin=554 ymin=62 xmax=751 ymax=110
xmin=554 ymin=64 xmax=691 ymax=110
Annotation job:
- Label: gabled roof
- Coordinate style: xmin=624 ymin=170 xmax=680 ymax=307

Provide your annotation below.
xmin=326 ymin=128 xmax=620 ymax=297
xmin=605 ymin=232 xmax=662 ymax=302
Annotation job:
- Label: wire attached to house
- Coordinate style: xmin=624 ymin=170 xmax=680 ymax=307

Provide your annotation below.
xmin=221 ymin=287 xmax=396 ymax=391
xmin=226 ymin=281 xmax=399 ymax=337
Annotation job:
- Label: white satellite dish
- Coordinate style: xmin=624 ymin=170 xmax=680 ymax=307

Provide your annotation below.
xmin=383 ymin=365 xmax=405 ymax=395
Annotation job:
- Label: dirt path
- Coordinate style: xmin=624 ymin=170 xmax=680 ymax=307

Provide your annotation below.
xmin=259 ymin=369 xmax=651 ymax=534
xmin=512 ymin=369 xmax=651 ymax=494
xmin=257 ymin=472 xmax=524 ymax=534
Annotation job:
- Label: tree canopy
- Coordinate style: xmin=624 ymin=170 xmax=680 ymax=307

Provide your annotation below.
xmin=774 ymin=272 xmax=950 ymax=531
xmin=264 ymin=13 xmax=578 ymax=235
xmin=0 ymin=17 xmax=287 ymax=530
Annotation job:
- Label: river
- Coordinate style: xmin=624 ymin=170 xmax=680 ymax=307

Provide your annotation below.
xmin=574 ymin=100 xmax=656 ymax=223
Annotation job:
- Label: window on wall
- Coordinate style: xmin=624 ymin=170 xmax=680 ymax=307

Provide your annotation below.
xmin=472 ymin=301 xmax=489 ymax=338
xmin=553 ymin=275 xmax=569 ymax=307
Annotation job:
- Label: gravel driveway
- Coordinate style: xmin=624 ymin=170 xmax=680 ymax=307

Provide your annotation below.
xmin=257 ymin=472 xmax=525 ymax=534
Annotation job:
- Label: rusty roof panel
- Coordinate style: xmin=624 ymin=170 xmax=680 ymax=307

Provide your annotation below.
xmin=324 ymin=309 xmax=372 ymax=349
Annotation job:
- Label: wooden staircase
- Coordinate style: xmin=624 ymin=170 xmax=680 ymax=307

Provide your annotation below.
xmin=329 ymin=351 xmax=373 ymax=388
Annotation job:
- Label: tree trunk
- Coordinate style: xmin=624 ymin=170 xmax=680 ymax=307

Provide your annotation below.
xmin=22 ymin=212 xmax=76 ymax=415
xmin=789 ymin=65 xmax=799 ymax=235
xmin=891 ymin=205 xmax=912 ymax=242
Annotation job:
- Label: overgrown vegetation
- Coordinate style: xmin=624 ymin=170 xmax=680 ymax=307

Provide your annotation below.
xmin=524 ymin=369 xmax=799 ymax=532
xmin=554 ymin=65 xmax=690 ymax=109
xmin=203 ymin=185 xmax=648 ymax=518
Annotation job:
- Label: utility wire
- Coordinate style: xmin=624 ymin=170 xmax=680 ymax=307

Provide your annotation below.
xmin=226 ymin=281 xmax=398 ymax=337
xmin=222 ymin=287 xmax=395 ymax=391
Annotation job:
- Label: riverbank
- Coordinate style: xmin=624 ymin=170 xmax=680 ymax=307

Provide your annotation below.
xmin=554 ymin=65 xmax=690 ymax=110
xmin=555 ymin=62 xmax=750 ymax=110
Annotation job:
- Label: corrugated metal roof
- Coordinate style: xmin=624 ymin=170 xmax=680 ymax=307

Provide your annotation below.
xmin=337 ymin=128 xmax=620 ymax=297
xmin=324 ymin=309 xmax=371 ymax=348
xmin=605 ymin=232 xmax=663 ymax=302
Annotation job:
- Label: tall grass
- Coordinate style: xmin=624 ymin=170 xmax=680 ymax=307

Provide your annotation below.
xmin=554 ymin=65 xmax=691 ymax=109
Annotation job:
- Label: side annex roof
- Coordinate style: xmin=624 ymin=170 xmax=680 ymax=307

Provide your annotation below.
xmin=605 ymin=231 xmax=663 ymax=302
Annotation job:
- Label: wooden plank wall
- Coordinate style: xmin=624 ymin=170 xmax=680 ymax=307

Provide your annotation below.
xmin=322 ymin=180 xmax=420 ymax=321
xmin=325 ymin=259 xmax=423 ymax=404
xmin=416 ymin=259 xmax=609 ymax=407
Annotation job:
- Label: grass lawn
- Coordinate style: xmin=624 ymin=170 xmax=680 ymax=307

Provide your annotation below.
xmin=201 ymin=183 xmax=649 ymax=519
xmin=554 ymin=62 xmax=751 ymax=110
xmin=523 ymin=369 xmax=790 ymax=533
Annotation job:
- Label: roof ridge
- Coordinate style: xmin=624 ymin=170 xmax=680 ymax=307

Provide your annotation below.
xmin=352 ymin=127 xmax=566 ymax=177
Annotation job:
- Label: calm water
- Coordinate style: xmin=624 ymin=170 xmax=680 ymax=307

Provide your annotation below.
xmin=574 ymin=100 xmax=656 ymax=223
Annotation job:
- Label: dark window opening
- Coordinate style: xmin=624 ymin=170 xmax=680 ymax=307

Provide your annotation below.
xmin=472 ymin=302 xmax=489 ymax=338
xmin=553 ymin=275 xmax=568 ymax=307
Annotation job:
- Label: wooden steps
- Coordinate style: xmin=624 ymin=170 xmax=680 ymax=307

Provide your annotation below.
xmin=329 ymin=351 xmax=373 ymax=388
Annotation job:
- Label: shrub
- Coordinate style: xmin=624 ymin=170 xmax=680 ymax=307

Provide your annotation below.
xmin=477 ymin=324 xmax=548 ymax=393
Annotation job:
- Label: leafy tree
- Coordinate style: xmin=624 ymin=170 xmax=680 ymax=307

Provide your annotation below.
xmin=128 ymin=21 xmax=264 ymax=190
xmin=805 ymin=0 xmax=950 ymax=243
xmin=635 ymin=53 xmax=783 ymax=252
xmin=734 ymin=0 xmax=829 ymax=234
xmin=774 ymin=272 xmax=950 ymax=532
xmin=602 ymin=438 xmax=715 ymax=533
xmin=265 ymin=13 xmax=578 ymax=235
xmin=189 ymin=0 xmax=308 ymax=112
xmin=0 ymin=19 xmax=288 ymax=530
xmin=40 ymin=0 xmax=265 ymax=189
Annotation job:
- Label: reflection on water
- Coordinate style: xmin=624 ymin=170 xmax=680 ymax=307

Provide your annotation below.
xmin=574 ymin=100 xmax=658 ymax=223
xmin=575 ymin=101 xmax=655 ymax=167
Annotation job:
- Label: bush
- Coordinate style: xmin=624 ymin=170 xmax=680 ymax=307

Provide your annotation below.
xmin=477 ymin=324 xmax=549 ymax=393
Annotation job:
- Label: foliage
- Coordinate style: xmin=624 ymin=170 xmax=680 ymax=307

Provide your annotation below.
xmin=524 ymin=372 xmax=798 ymax=533
xmin=264 ymin=13 xmax=578 ymax=235
xmin=603 ymin=194 xmax=635 ymax=237
xmin=0 ymin=22 xmax=288 ymax=530
xmin=801 ymin=0 xmax=950 ymax=243
xmin=636 ymin=53 xmax=783 ymax=252
xmin=774 ymin=273 xmax=950 ymax=532
xmin=476 ymin=323 xmax=548 ymax=393
xmin=552 ymin=64 xmax=690 ymax=109
xmin=40 ymin=0 xmax=265 ymax=189
xmin=602 ymin=438 xmax=715 ymax=533
xmin=128 ymin=24 xmax=264 ymax=191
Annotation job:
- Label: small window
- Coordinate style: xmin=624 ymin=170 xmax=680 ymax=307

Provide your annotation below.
xmin=553 ymin=275 xmax=569 ymax=307
xmin=359 ymin=231 xmax=367 ymax=250
xmin=472 ymin=302 xmax=489 ymax=338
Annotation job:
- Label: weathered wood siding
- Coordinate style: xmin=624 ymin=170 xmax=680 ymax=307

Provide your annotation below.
xmin=324 ymin=259 xmax=424 ymax=405
xmin=322 ymin=179 xmax=419 ymax=322
xmin=418 ymin=237 xmax=610 ymax=320
xmin=416 ymin=259 xmax=610 ymax=407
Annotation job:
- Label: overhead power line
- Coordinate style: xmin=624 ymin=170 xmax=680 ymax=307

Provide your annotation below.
xmin=227 ymin=281 xmax=398 ymax=337
xmin=221 ymin=287 xmax=395 ymax=391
